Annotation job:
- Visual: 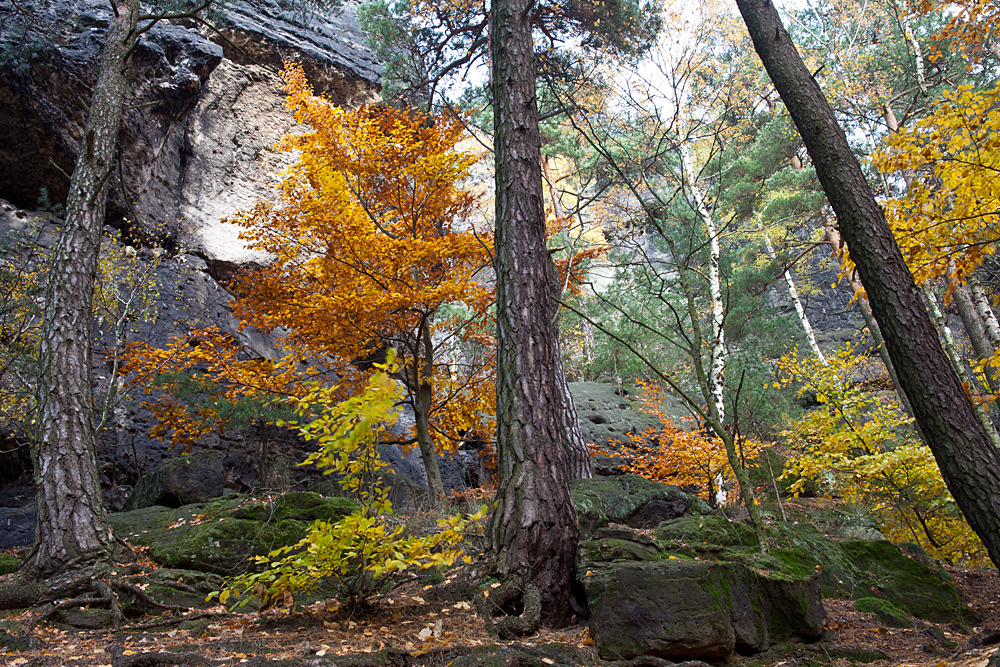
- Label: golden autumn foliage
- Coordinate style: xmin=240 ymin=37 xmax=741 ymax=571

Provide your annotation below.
xmin=913 ymin=0 xmax=1000 ymax=66
xmin=777 ymin=346 xmax=986 ymax=564
xmin=602 ymin=381 xmax=762 ymax=506
xmin=125 ymin=65 xmax=495 ymax=501
xmin=874 ymin=83 xmax=1000 ymax=286
xmin=226 ymin=65 xmax=495 ymax=465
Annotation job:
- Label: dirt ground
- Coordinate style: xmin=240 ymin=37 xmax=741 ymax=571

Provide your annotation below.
xmin=1 ymin=563 xmax=997 ymax=667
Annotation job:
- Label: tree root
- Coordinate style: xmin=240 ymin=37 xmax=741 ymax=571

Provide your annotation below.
xmin=120 ymin=610 xmax=224 ymax=631
xmin=478 ymin=580 xmax=541 ymax=639
xmin=0 ymin=561 xmax=199 ymax=639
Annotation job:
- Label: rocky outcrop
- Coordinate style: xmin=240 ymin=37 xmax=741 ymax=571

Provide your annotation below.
xmin=579 ymin=527 xmax=826 ymax=661
xmin=0 ymin=0 xmax=380 ymax=277
xmin=570 ymin=474 xmax=707 ymax=537
xmin=123 ymin=449 xmax=226 ymax=510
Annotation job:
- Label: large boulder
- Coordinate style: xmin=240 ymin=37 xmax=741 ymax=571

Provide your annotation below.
xmin=571 ymin=474 xmax=705 ymax=537
xmin=109 ymin=491 xmax=358 ymax=574
xmin=123 ymin=450 xmax=226 ymax=510
xmin=654 ymin=517 xmax=970 ymax=625
xmin=581 ymin=554 xmax=825 ymax=660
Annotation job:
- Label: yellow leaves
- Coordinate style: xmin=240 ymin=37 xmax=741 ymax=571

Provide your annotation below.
xmin=778 ymin=344 xmax=988 ymax=564
xmin=874 ymin=82 xmax=1000 ymax=285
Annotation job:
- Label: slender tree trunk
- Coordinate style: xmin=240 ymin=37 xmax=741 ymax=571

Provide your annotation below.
xmin=970 ymin=275 xmax=1000 ymax=349
xmin=486 ymin=0 xmax=583 ymax=631
xmin=678 ymin=143 xmax=726 ymax=423
xmin=26 ymin=0 xmax=141 ymax=578
xmin=948 ymin=268 xmax=998 ymax=393
xmin=821 ymin=219 xmax=917 ymax=420
xmin=413 ymin=318 xmax=446 ymax=504
xmin=760 ymin=220 xmax=826 ymax=363
xmin=737 ymin=0 xmax=1000 ymax=568
xmin=541 ymin=158 xmax=593 ymax=479
xmin=923 ymin=285 xmax=1000 ymax=449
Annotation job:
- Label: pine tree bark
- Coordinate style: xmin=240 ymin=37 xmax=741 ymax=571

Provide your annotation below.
xmin=25 ymin=0 xmax=141 ymax=578
xmin=737 ymin=0 xmax=1000 ymax=568
xmin=485 ymin=0 xmax=584 ymax=631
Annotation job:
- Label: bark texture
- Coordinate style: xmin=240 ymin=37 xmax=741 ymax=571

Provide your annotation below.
xmin=28 ymin=0 xmax=141 ymax=577
xmin=737 ymin=0 xmax=1000 ymax=568
xmin=486 ymin=0 xmax=583 ymax=630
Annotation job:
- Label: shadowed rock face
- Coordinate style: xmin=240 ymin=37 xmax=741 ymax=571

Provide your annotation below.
xmin=0 ymin=0 xmax=380 ymax=275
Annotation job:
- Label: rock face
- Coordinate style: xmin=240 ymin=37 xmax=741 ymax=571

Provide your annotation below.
xmin=123 ymin=449 xmax=226 ymax=510
xmin=0 ymin=0 xmax=380 ymax=276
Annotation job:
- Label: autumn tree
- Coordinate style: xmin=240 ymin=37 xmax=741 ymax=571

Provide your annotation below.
xmin=736 ymin=0 xmax=1000 ymax=569
xmin=221 ymin=65 xmax=494 ymax=504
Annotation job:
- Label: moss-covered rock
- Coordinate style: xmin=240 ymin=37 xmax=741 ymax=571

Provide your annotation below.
xmin=581 ymin=559 xmax=826 ymax=661
xmin=654 ymin=515 xmax=758 ymax=550
xmin=653 ymin=517 xmax=967 ymax=624
xmin=854 ymin=597 xmax=912 ymax=628
xmin=571 ymin=475 xmax=701 ymax=537
xmin=0 ymin=552 xmax=20 ymax=575
xmin=839 ymin=539 xmax=966 ymax=623
xmin=108 ymin=492 xmax=359 ymax=575
xmin=582 ymin=528 xmax=663 ymax=563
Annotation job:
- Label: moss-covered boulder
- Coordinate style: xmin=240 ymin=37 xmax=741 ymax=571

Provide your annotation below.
xmin=839 ymin=539 xmax=966 ymax=623
xmin=571 ymin=475 xmax=703 ymax=537
xmin=109 ymin=492 xmax=359 ymax=575
xmin=652 ymin=517 xmax=968 ymax=624
xmin=654 ymin=515 xmax=758 ymax=550
xmin=581 ymin=558 xmax=826 ymax=661
xmin=854 ymin=597 xmax=912 ymax=628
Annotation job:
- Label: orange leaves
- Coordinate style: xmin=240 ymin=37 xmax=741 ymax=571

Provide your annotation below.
xmin=122 ymin=328 xmax=306 ymax=447
xmin=610 ymin=381 xmax=761 ymax=504
xmin=224 ymin=64 xmax=495 ymax=457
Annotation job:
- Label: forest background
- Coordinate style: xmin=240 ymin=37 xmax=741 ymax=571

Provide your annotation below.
xmin=2 ymin=0 xmax=1000 ymax=647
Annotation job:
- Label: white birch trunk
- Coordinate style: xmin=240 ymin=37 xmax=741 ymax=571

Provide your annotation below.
xmin=679 ymin=142 xmax=726 ymax=425
xmin=759 ymin=220 xmax=826 ymax=364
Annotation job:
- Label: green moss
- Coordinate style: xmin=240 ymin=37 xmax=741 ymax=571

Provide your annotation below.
xmin=108 ymin=493 xmax=360 ymax=575
xmin=0 ymin=553 xmax=20 ymax=575
xmin=854 ymin=597 xmax=912 ymax=628
xmin=654 ymin=515 xmax=757 ymax=548
xmin=840 ymin=539 xmax=966 ymax=623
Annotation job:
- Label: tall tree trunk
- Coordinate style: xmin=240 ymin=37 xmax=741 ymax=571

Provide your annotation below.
xmin=821 ymin=218 xmax=917 ymax=421
xmin=678 ymin=143 xmax=726 ymax=423
xmin=737 ymin=0 xmax=1000 ymax=568
xmin=27 ymin=0 xmax=141 ymax=577
xmin=541 ymin=158 xmax=593 ymax=479
xmin=947 ymin=264 xmax=999 ymax=393
xmin=486 ymin=0 xmax=583 ymax=632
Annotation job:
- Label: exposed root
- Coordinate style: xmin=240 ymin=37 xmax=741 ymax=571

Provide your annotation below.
xmin=108 ymin=578 xmax=191 ymax=612
xmin=478 ymin=580 xmax=541 ymax=639
xmin=121 ymin=610 xmax=224 ymax=632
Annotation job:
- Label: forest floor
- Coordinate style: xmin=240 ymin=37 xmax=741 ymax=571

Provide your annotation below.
xmin=1 ymin=560 xmax=997 ymax=667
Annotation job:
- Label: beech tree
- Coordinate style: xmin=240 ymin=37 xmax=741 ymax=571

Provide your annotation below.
xmin=735 ymin=0 xmax=1000 ymax=568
